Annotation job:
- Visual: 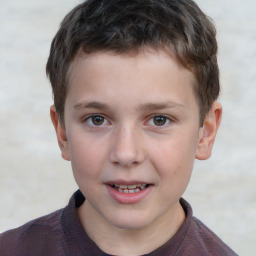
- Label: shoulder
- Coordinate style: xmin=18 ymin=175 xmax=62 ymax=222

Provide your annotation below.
xmin=0 ymin=209 xmax=64 ymax=256
xmin=186 ymin=216 xmax=239 ymax=256
xmin=175 ymin=198 xmax=238 ymax=256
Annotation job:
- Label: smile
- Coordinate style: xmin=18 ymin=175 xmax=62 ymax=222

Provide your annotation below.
xmin=107 ymin=183 xmax=153 ymax=204
xmin=111 ymin=184 xmax=149 ymax=193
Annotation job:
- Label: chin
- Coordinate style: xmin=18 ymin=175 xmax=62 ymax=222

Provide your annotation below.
xmin=107 ymin=211 xmax=156 ymax=231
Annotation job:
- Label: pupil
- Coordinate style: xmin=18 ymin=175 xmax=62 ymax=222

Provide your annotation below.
xmin=154 ymin=116 xmax=166 ymax=126
xmin=92 ymin=116 xmax=104 ymax=125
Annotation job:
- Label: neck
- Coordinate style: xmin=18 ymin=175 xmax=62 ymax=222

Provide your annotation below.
xmin=78 ymin=201 xmax=186 ymax=255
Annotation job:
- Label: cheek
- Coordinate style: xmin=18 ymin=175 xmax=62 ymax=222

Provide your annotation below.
xmin=151 ymin=136 xmax=197 ymax=168
xmin=151 ymin=144 xmax=194 ymax=201
xmin=149 ymin=133 xmax=198 ymax=185
xmin=68 ymin=135 xmax=106 ymax=183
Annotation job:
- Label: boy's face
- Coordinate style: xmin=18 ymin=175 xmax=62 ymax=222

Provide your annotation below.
xmin=52 ymin=49 xmax=220 ymax=232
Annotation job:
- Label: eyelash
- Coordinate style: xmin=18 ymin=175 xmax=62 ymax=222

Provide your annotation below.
xmin=82 ymin=114 xmax=173 ymax=128
xmin=147 ymin=114 xmax=172 ymax=127
xmin=83 ymin=114 xmax=110 ymax=127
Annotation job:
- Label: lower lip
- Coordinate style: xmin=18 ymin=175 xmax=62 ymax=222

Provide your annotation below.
xmin=106 ymin=185 xmax=152 ymax=204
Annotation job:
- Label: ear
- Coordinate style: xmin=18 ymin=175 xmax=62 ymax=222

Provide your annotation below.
xmin=195 ymin=102 xmax=222 ymax=160
xmin=50 ymin=106 xmax=70 ymax=161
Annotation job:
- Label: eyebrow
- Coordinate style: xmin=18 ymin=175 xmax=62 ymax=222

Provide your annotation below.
xmin=136 ymin=102 xmax=185 ymax=112
xmin=73 ymin=101 xmax=184 ymax=112
xmin=73 ymin=101 xmax=109 ymax=110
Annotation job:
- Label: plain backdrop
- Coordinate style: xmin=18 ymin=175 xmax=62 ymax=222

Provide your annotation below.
xmin=0 ymin=0 xmax=256 ymax=255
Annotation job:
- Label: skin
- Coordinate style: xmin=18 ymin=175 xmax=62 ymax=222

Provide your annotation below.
xmin=51 ymin=48 xmax=222 ymax=255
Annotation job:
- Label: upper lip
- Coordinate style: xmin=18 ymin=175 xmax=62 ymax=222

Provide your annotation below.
xmin=105 ymin=179 xmax=151 ymax=185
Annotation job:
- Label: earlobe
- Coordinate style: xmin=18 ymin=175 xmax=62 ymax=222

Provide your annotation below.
xmin=195 ymin=102 xmax=222 ymax=160
xmin=50 ymin=106 xmax=70 ymax=161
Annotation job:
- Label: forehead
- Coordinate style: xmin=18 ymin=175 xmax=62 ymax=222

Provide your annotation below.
xmin=70 ymin=47 xmax=195 ymax=85
xmin=66 ymin=48 xmax=197 ymax=111
xmin=70 ymin=47 xmax=193 ymax=76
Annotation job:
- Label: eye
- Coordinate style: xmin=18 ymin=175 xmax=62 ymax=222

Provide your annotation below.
xmin=85 ymin=115 xmax=109 ymax=127
xmin=148 ymin=115 xmax=171 ymax=126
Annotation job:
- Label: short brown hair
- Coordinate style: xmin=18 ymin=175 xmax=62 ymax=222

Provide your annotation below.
xmin=46 ymin=0 xmax=219 ymax=126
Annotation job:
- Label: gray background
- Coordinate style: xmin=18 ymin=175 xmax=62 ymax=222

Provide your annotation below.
xmin=0 ymin=0 xmax=255 ymax=255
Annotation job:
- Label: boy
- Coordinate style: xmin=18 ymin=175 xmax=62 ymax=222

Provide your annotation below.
xmin=0 ymin=0 xmax=238 ymax=255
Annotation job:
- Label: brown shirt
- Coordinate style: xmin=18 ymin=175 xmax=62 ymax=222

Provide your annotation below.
xmin=0 ymin=190 xmax=238 ymax=256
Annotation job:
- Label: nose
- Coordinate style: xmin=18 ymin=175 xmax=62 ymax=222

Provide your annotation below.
xmin=109 ymin=125 xmax=146 ymax=167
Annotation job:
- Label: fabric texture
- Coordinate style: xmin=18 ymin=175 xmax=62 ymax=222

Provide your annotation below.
xmin=0 ymin=190 xmax=238 ymax=256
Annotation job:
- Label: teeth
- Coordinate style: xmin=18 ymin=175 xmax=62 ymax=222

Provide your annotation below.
xmin=128 ymin=185 xmax=136 ymax=189
xmin=112 ymin=183 xmax=149 ymax=193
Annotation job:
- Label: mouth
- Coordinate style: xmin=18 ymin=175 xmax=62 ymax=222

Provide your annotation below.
xmin=106 ymin=182 xmax=153 ymax=204
xmin=110 ymin=184 xmax=150 ymax=193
